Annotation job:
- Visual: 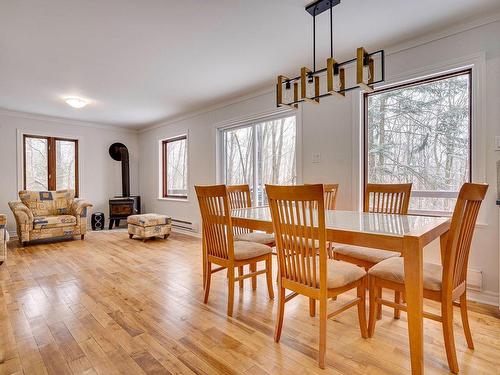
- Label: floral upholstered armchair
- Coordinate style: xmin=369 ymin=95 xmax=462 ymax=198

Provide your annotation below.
xmin=0 ymin=214 xmax=8 ymax=264
xmin=8 ymin=190 xmax=92 ymax=246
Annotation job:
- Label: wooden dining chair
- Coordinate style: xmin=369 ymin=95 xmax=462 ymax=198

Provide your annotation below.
xmin=195 ymin=185 xmax=274 ymax=317
xmin=367 ymin=183 xmax=488 ymax=374
xmin=333 ymin=183 xmax=412 ymax=269
xmin=307 ymin=183 xmax=339 ymax=258
xmin=227 ymin=184 xmax=276 ymax=289
xmin=333 ymin=183 xmax=412 ymax=318
xmin=266 ymin=184 xmax=368 ymax=369
xmin=227 ymin=184 xmax=276 ymax=246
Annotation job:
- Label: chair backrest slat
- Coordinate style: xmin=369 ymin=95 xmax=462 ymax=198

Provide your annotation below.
xmin=227 ymin=184 xmax=252 ymax=209
xmin=227 ymin=184 xmax=252 ymax=235
xmin=323 ymin=184 xmax=339 ymax=210
xmin=267 ymin=184 xmax=327 ymax=290
xmin=364 ymin=183 xmax=412 ymax=214
xmin=442 ymin=183 xmax=488 ymax=292
xmin=195 ymin=185 xmax=234 ymax=261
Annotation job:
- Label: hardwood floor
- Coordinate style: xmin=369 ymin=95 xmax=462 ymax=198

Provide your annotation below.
xmin=0 ymin=231 xmax=498 ymax=374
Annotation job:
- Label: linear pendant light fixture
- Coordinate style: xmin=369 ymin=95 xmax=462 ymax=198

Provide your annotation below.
xmin=277 ymin=0 xmax=385 ymax=108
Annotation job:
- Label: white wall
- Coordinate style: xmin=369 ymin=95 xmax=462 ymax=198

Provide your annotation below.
xmin=0 ymin=110 xmax=140 ymax=231
xmin=138 ymin=19 xmax=500 ymax=304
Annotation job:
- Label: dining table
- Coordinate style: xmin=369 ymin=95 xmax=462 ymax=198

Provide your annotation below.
xmin=229 ymin=206 xmax=451 ymax=375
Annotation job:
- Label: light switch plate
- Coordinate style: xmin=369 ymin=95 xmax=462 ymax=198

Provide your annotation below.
xmin=312 ymin=152 xmax=321 ymax=163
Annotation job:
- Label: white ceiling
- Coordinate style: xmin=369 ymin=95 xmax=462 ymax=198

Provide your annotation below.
xmin=1 ymin=0 xmax=499 ymax=129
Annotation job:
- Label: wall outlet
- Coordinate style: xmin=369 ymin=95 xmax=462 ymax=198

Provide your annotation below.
xmin=312 ymin=152 xmax=321 ymax=163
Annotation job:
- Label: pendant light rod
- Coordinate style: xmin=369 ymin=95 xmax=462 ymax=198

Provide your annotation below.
xmin=330 ymin=5 xmax=333 ymax=58
xmin=313 ymin=14 xmax=316 ymax=72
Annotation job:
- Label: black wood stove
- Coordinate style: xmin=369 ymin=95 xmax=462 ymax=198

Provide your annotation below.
xmin=108 ymin=143 xmax=141 ymax=229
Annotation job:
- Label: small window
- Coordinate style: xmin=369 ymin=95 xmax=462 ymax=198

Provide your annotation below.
xmin=162 ymin=135 xmax=188 ymax=199
xmin=24 ymin=135 xmax=79 ymax=195
xmin=364 ymin=70 xmax=472 ymax=214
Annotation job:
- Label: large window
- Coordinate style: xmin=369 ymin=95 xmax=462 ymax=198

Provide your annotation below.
xmin=364 ymin=70 xmax=472 ymax=213
xmin=162 ymin=135 xmax=188 ymax=199
xmin=222 ymin=115 xmax=297 ymax=205
xmin=23 ymin=135 xmax=79 ymax=195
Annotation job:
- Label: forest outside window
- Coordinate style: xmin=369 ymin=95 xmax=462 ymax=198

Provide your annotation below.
xmin=222 ymin=115 xmax=297 ymax=206
xmin=364 ymin=69 xmax=472 ymax=214
xmin=162 ymin=135 xmax=188 ymax=199
xmin=23 ymin=135 xmax=79 ymax=196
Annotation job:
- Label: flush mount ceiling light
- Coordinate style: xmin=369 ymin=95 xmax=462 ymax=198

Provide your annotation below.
xmin=64 ymin=96 xmax=89 ymax=109
xmin=277 ymin=0 xmax=385 ymax=108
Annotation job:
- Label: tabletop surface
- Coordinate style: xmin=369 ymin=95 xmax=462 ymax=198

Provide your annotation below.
xmin=231 ymin=207 xmax=450 ymax=238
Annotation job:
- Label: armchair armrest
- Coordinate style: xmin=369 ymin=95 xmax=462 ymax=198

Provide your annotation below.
xmin=70 ymin=200 xmax=93 ymax=217
xmin=8 ymin=201 xmax=34 ymax=223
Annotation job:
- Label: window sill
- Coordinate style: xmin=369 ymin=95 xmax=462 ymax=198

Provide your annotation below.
xmin=157 ymin=197 xmax=189 ymax=202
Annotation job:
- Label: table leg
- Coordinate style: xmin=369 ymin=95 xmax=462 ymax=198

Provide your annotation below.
xmin=403 ymin=237 xmax=424 ymax=375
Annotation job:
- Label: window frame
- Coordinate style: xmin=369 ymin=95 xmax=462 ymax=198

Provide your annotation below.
xmin=23 ymin=134 xmax=79 ymax=197
xmin=363 ymin=68 xmax=473 ymax=215
xmin=161 ymin=134 xmax=188 ymax=200
xmin=218 ymin=112 xmax=299 ymax=206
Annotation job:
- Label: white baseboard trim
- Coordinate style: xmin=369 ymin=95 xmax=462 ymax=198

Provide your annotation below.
xmin=466 ymin=289 xmax=499 ymax=307
xmin=171 ymin=227 xmax=201 ymax=238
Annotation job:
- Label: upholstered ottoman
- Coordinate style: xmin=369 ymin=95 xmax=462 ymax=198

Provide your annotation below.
xmin=127 ymin=214 xmax=172 ymax=241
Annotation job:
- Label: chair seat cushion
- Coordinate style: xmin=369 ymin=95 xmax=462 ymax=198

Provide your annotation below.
xmin=127 ymin=214 xmax=171 ymax=227
xmin=33 ymin=215 xmax=76 ymax=229
xmin=317 ymin=260 xmax=366 ymax=289
xmin=234 ymin=241 xmax=272 ymax=260
xmin=234 ymin=232 xmax=275 ymax=246
xmin=333 ymin=244 xmax=400 ymax=263
xmin=368 ymin=257 xmax=442 ymax=291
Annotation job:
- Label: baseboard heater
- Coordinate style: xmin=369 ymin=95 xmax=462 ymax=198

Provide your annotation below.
xmin=171 ymin=219 xmax=197 ymax=232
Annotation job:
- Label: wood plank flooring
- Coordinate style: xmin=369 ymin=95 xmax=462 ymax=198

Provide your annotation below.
xmin=0 ymin=231 xmax=498 ymax=374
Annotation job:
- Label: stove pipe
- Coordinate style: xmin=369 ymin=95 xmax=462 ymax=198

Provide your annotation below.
xmin=109 ymin=142 xmax=130 ymax=197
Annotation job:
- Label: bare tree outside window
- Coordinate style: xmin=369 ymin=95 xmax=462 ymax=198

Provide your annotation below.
xmin=365 ymin=70 xmax=471 ymax=213
xmin=25 ymin=137 xmax=49 ymax=191
xmin=162 ymin=136 xmax=188 ymax=198
xmin=223 ymin=115 xmax=297 ymax=205
xmin=56 ymin=140 xmax=76 ymax=190
xmin=24 ymin=135 xmax=78 ymax=195
xmin=225 ymin=126 xmax=254 ymax=189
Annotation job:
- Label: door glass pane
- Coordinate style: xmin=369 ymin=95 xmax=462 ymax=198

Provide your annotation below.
xmin=25 ymin=137 xmax=48 ymax=190
xmin=56 ymin=140 xmax=76 ymax=190
xmin=256 ymin=116 xmax=296 ymax=205
xmin=166 ymin=137 xmax=188 ymax=197
xmin=224 ymin=126 xmax=254 ymax=189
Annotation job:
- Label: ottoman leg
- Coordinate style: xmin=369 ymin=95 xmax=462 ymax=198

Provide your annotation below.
xmin=164 ymin=234 xmax=170 ymax=239
xmin=129 ymin=233 xmax=133 ymax=239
